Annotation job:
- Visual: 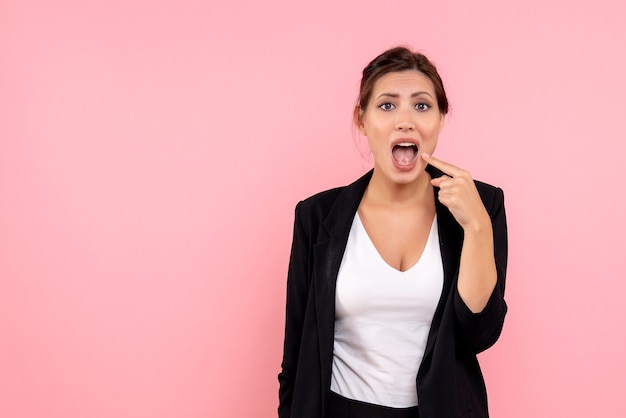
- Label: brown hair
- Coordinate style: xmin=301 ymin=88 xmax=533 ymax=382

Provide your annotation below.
xmin=355 ymin=47 xmax=449 ymax=125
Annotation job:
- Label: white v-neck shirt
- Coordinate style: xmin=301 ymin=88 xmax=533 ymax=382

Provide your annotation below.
xmin=330 ymin=213 xmax=444 ymax=407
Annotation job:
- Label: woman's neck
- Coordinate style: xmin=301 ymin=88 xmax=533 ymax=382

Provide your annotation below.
xmin=364 ymin=169 xmax=434 ymax=208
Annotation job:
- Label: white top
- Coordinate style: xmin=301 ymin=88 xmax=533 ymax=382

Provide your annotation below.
xmin=330 ymin=213 xmax=444 ymax=408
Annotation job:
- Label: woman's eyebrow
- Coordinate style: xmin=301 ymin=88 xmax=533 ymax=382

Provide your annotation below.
xmin=375 ymin=91 xmax=434 ymax=100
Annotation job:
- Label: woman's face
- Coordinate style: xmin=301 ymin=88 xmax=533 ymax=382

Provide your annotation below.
xmin=358 ymin=70 xmax=445 ymax=185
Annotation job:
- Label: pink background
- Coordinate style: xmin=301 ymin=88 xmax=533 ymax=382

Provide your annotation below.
xmin=2 ymin=1 xmax=625 ymax=416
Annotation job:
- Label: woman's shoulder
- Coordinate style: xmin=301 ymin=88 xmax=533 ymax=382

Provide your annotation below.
xmin=295 ymin=170 xmax=373 ymax=217
xmin=473 ymin=179 xmax=505 ymax=213
xmin=474 ymin=179 xmax=503 ymax=195
xmin=299 ymin=185 xmax=347 ymax=208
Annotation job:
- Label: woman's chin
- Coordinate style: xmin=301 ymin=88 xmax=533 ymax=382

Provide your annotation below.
xmin=376 ymin=160 xmax=427 ymax=185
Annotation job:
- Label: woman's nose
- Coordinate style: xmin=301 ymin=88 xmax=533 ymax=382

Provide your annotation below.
xmin=395 ymin=110 xmax=415 ymax=131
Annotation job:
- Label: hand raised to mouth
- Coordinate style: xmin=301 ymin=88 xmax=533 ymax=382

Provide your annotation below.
xmin=421 ymin=153 xmax=491 ymax=232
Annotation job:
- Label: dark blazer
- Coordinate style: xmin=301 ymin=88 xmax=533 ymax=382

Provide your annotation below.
xmin=278 ymin=166 xmax=508 ymax=418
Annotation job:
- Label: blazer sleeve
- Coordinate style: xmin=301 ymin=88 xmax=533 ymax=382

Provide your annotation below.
xmin=278 ymin=201 xmax=309 ymax=418
xmin=453 ymin=186 xmax=508 ymax=354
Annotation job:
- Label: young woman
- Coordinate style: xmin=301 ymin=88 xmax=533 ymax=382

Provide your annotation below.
xmin=278 ymin=47 xmax=508 ymax=418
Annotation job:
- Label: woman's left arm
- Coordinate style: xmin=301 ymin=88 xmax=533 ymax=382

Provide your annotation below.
xmin=422 ymin=153 xmax=508 ymax=353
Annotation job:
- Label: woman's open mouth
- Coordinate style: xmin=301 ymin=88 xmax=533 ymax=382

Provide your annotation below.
xmin=392 ymin=142 xmax=419 ymax=166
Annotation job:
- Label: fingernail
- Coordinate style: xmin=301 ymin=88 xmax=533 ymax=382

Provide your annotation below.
xmin=422 ymin=153 xmax=430 ymax=159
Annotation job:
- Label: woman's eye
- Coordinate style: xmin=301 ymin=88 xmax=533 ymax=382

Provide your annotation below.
xmin=378 ymin=103 xmax=395 ymax=111
xmin=415 ymin=103 xmax=431 ymax=111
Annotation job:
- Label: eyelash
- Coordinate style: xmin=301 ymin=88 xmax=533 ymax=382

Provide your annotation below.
xmin=377 ymin=102 xmax=431 ymax=111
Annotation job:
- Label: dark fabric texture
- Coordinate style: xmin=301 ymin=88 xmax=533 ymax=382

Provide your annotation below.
xmin=278 ymin=166 xmax=508 ymax=418
xmin=328 ymin=391 xmax=420 ymax=418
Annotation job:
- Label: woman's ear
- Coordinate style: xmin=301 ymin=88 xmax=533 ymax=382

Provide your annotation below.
xmin=438 ymin=113 xmax=446 ymax=134
xmin=353 ymin=106 xmax=366 ymax=135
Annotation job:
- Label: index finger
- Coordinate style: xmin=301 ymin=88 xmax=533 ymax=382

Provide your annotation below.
xmin=421 ymin=153 xmax=463 ymax=177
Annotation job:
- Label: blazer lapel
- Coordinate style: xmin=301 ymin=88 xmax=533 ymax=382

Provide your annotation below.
xmin=312 ymin=170 xmax=373 ymax=395
xmin=422 ymin=164 xmax=464 ymax=359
